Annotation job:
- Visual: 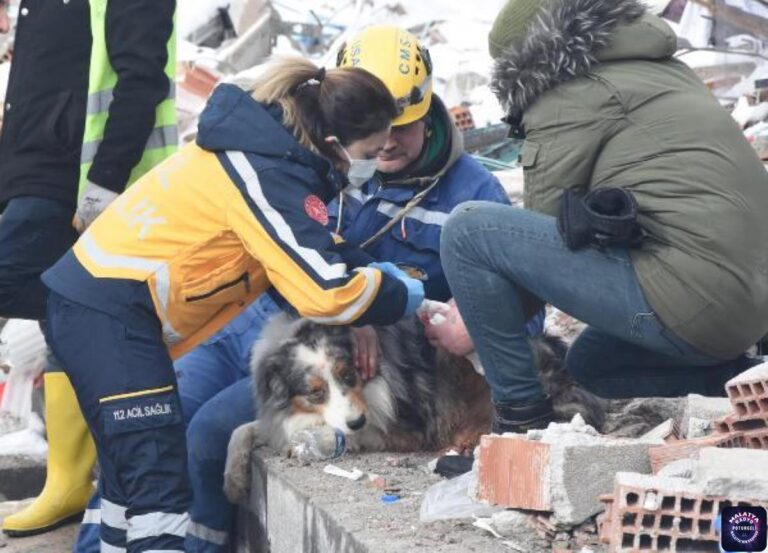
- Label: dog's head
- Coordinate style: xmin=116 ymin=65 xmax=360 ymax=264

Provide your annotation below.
xmin=253 ymin=317 xmax=370 ymax=436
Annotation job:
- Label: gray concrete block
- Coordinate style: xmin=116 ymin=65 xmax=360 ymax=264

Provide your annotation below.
xmin=552 ymin=441 xmax=654 ymax=526
xmin=680 ymin=395 xmax=733 ymax=438
xmin=0 ymin=454 xmax=45 ymax=501
xmin=695 ymin=447 xmax=768 ymax=501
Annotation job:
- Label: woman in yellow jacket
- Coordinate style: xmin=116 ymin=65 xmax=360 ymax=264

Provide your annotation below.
xmin=40 ymin=58 xmax=424 ymax=553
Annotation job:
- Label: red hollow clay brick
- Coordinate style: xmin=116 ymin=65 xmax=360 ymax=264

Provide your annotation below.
xmin=448 ymin=106 xmax=476 ymax=132
xmin=741 ymin=428 xmax=768 ymax=450
xmin=598 ymin=475 xmax=768 ymax=552
xmin=716 ymin=413 xmax=768 ymax=434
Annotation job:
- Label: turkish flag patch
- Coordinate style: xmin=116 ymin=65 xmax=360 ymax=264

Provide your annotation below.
xmin=304 ymin=195 xmax=329 ymax=226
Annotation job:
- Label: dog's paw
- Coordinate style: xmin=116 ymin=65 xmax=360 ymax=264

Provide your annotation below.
xmin=223 ymin=422 xmax=260 ymax=504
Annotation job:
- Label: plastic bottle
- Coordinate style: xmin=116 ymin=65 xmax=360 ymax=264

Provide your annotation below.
xmin=287 ymin=426 xmax=346 ymax=463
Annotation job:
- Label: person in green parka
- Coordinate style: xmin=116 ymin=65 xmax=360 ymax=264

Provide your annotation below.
xmin=424 ymin=0 xmax=768 ymax=433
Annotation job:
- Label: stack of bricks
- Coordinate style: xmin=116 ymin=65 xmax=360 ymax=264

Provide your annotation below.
xmin=598 ymin=472 xmax=768 ymax=552
xmin=715 ymin=362 xmax=768 ymax=449
xmin=448 ymin=106 xmax=476 ymax=132
xmin=646 ymin=364 xmax=768 ymax=474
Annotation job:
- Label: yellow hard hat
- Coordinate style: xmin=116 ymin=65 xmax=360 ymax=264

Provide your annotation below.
xmin=337 ymin=26 xmax=433 ymax=126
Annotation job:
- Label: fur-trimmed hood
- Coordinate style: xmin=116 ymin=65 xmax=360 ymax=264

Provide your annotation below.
xmin=491 ymin=0 xmax=675 ymax=112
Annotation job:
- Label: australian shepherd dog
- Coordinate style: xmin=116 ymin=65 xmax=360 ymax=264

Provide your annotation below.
xmin=223 ymin=314 xmax=606 ymax=502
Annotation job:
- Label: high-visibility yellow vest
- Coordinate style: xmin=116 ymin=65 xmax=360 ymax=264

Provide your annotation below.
xmin=79 ymin=0 xmax=177 ymax=197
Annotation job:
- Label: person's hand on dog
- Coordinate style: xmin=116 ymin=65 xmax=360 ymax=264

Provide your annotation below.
xmin=368 ymin=261 xmax=424 ymax=317
xmin=421 ymin=299 xmax=475 ymax=357
xmin=351 ymin=325 xmax=379 ymax=381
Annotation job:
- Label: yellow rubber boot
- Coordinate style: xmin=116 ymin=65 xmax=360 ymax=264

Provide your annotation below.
xmin=2 ymin=372 xmax=97 ymax=537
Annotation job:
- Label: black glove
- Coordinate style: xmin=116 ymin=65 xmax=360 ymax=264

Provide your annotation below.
xmin=557 ymin=188 xmax=646 ymax=251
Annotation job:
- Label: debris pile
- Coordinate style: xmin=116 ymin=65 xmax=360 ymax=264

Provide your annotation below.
xmin=473 ymin=415 xmax=658 ymax=526
xmin=714 ymin=362 xmax=768 ymax=448
xmin=455 ymin=365 xmax=768 ymax=551
xmin=668 ymin=0 xmax=768 ymax=160
xmin=598 ymin=448 xmax=768 ymax=552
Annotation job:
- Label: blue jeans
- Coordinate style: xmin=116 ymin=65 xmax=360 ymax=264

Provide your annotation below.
xmin=74 ymin=295 xmax=279 ymax=553
xmin=180 ymin=296 xmax=279 ymax=552
xmin=0 ymin=196 xmax=78 ymax=319
xmin=440 ymin=202 xmax=746 ymax=403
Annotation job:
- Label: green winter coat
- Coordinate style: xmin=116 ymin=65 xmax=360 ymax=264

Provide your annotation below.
xmin=492 ymin=0 xmax=768 ymax=358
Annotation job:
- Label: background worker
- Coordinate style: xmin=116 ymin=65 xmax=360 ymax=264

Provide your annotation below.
xmin=333 ymin=25 xmax=544 ymax=374
xmin=1 ymin=0 xmax=177 ymax=538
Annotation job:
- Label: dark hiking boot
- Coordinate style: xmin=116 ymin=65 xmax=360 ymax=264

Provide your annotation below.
xmin=491 ymin=395 xmax=555 ymax=434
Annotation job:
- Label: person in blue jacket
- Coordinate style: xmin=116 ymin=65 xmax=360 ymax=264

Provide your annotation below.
xmin=75 ymin=26 xmax=543 ymax=553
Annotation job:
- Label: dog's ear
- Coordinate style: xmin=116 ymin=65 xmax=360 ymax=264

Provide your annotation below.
xmin=257 ymin=352 xmax=291 ymax=408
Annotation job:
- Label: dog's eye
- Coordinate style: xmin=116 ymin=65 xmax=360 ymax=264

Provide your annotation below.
xmin=308 ymin=388 xmax=326 ymax=404
xmin=342 ymin=370 xmax=357 ymax=386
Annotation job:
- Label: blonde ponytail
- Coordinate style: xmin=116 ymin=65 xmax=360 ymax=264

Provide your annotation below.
xmin=250 ymin=57 xmax=322 ymax=152
xmin=249 ymin=55 xmax=398 ymax=160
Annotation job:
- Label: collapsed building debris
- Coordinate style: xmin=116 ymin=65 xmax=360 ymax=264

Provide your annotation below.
xmin=715 ymin=362 xmax=768 ymax=448
xmin=598 ymin=448 xmax=768 ymax=552
xmin=679 ymin=394 xmax=733 ymax=438
xmin=591 ymin=363 xmax=768 ymax=551
xmin=473 ymin=415 xmax=659 ymax=526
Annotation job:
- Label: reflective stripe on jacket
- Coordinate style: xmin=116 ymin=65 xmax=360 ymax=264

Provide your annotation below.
xmin=44 ymin=85 xmax=408 ymax=358
xmin=79 ymin=0 xmax=177 ymax=196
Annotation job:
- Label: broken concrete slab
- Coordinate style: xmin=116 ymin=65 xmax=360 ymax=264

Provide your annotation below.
xmin=640 ymin=419 xmax=679 ymax=442
xmin=602 ymin=397 xmax=684 ymax=438
xmin=680 ymin=394 xmax=733 ymax=438
xmin=599 ymin=445 xmax=768 ymax=552
xmin=474 ymin=416 xmax=658 ymax=527
xmin=695 ymin=447 xmax=768 ymax=500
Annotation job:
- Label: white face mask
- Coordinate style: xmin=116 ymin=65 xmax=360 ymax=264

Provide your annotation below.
xmin=346 ymin=156 xmax=379 ymax=189
xmin=333 ymin=138 xmax=378 ymax=189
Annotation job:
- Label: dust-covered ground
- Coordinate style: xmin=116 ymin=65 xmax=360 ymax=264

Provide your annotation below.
xmin=0 ymin=500 xmax=78 ymax=553
xmin=262 ymin=450 xmax=550 ymax=552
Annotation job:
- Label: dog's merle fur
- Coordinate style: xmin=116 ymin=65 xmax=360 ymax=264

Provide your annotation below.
xmin=223 ymin=314 xmax=607 ymax=503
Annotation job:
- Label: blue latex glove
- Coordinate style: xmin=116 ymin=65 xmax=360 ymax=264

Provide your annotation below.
xmin=368 ymin=262 xmax=425 ymax=317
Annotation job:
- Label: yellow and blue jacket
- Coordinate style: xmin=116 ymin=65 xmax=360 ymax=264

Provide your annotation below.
xmin=42 ymin=84 xmax=407 ymax=358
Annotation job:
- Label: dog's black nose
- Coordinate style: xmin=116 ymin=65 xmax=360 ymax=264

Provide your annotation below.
xmin=346 ymin=414 xmax=366 ymax=431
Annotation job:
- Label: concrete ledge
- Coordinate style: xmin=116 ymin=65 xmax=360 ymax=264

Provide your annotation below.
xmin=0 ymin=454 xmax=45 ymax=501
xmin=237 ymin=451 xmax=503 ymax=553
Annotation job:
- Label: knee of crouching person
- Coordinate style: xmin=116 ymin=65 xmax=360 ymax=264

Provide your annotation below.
xmin=441 ymin=201 xmax=487 ymax=257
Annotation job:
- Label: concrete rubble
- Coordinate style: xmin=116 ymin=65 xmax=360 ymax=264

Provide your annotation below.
xmin=594 ymin=362 xmax=768 ymax=552
xmin=458 ymin=364 xmax=768 ymax=552
xmin=598 ymin=449 xmax=768 ymax=552
xmin=473 ymin=415 xmax=659 ymax=526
